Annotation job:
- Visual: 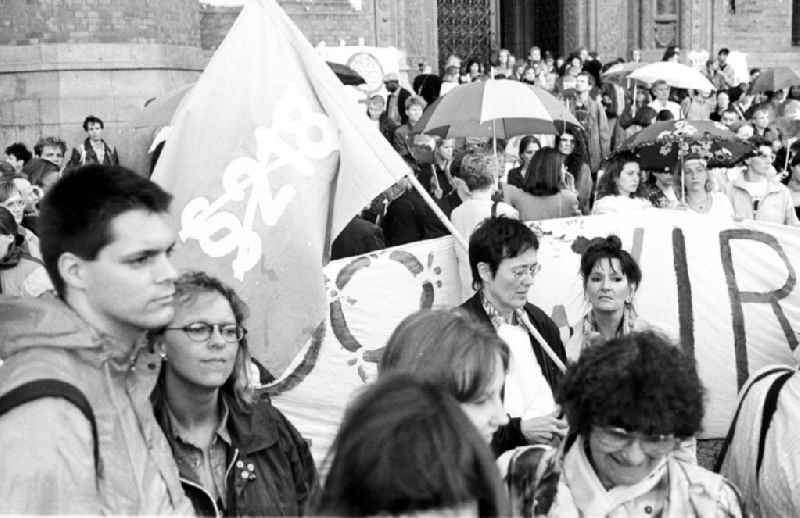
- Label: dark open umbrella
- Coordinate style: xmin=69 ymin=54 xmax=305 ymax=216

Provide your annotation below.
xmin=326 ymin=61 xmax=366 ymax=86
xmin=621 ymin=120 xmax=754 ymax=169
xmin=619 ymin=120 xmax=755 ymax=203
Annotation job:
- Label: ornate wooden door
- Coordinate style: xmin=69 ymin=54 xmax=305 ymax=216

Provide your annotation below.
xmin=437 ymin=0 xmax=495 ymax=71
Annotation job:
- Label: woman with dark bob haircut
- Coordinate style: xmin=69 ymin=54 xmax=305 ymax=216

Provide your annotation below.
xmin=499 ymin=331 xmax=744 ymax=516
xmin=380 ymin=309 xmax=511 ymax=446
xmin=318 ymin=373 xmax=510 ymax=516
xmin=502 ymin=147 xmax=580 ymax=220
xmin=566 ymin=234 xmax=647 ymax=360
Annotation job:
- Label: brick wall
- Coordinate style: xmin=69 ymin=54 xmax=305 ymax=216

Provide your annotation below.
xmin=710 ymin=0 xmax=800 ymax=69
xmin=712 ymin=0 xmax=793 ymax=52
xmin=200 ymin=0 xmax=376 ymax=52
xmin=0 ymin=0 xmax=200 ymax=46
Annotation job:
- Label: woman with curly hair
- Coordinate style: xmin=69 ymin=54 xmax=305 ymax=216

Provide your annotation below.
xmin=500 ymin=331 xmax=744 ymax=517
xmin=592 ymin=153 xmax=653 ymax=214
xmin=319 ymin=373 xmax=509 ymax=516
xmin=149 ymin=271 xmax=317 ymax=516
xmin=565 ymin=235 xmax=650 ymax=361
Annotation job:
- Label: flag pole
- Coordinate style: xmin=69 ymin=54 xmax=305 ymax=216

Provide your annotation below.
xmin=405 ymin=172 xmax=469 ymax=251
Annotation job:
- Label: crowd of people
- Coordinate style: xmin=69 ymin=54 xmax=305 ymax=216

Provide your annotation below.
xmin=0 ymin=43 xmax=799 ymax=517
xmin=335 ymin=44 xmax=800 ymax=259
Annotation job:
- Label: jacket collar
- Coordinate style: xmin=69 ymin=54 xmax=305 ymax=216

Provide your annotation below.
xmin=731 ymin=171 xmax=786 ymax=195
xmin=218 ymin=390 xmax=280 ymax=454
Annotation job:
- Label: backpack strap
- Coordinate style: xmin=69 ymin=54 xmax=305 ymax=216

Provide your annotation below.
xmin=755 ymin=370 xmax=795 ymax=482
xmin=0 ymin=379 xmax=101 ymax=483
xmin=714 ymin=366 xmax=793 ymax=472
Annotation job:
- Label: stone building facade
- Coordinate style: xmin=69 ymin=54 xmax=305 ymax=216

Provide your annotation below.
xmin=562 ymin=0 xmax=800 ymax=67
xmin=0 ymin=0 xmax=438 ymax=161
xmin=1 ymin=0 xmax=799 ymax=161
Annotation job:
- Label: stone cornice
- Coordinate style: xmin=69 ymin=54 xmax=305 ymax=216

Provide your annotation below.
xmin=0 ymin=44 xmax=208 ymax=73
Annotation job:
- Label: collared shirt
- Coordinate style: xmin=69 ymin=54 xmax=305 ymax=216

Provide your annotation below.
xmin=166 ymin=399 xmax=232 ymax=510
xmin=481 ymin=293 xmax=556 ymax=418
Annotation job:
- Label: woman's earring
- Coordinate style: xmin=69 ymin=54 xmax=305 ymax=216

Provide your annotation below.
xmin=159 ymin=346 xmax=167 ymax=360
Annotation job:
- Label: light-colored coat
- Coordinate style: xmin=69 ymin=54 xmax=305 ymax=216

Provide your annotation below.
xmin=727 ymin=174 xmax=800 ymax=226
xmin=0 ymin=295 xmax=193 ymax=515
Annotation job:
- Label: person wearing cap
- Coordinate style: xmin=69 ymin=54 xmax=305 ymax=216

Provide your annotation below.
xmin=727 ymin=137 xmax=799 ymax=225
xmin=383 ymin=72 xmax=411 ymax=136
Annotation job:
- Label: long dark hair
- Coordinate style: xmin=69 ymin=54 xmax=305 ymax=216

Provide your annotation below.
xmin=523 ymin=147 xmax=564 ymax=196
xmin=319 ymin=373 xmax=510 ymax=516
xmin=556 ymin=128 xmax=589 ymax=179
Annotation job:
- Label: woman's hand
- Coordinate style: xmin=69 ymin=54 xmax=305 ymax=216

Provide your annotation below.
xmin=521 ymin=411 xmax=568 ymax=444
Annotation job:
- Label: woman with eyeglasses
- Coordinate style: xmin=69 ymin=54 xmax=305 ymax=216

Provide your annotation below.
xmin=460 ymin=216 xmax=568 ymax=456
xmin=149 ymin=271 xmax=318 ymax=517
xmin=0 ymin=179 xmax=41 ymax=259
xmin=0 ymin=206 xmax=52 ymax=296
xmin=500 ymin=331 xmax=744 ymax=517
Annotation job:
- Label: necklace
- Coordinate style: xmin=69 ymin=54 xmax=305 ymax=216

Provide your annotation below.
xmin=688 ymin=192 xmax=712 ymax=213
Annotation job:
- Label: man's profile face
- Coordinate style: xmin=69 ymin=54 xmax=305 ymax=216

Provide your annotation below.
xmin=87 ymin=122 xmax=103 ymax=142
xmin=718 ymin=52 xmax=728 ymax=64
xmin=41 ymin=145 xmax=64 ymax=167
xmin=77 ymin=209 xmax=178 ymax=338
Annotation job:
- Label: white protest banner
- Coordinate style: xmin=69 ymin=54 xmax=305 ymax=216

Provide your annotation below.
xmin=269 ymin=210 xmax=800 ymax=463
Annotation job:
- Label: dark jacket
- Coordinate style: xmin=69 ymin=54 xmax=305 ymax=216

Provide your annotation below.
xmin=331 ymin=216 xmax=386 ymax=260
xmin=460 ymin=293 xmax=566 ymax=456
xmin=381 ymin=187 xmax=449 ymax=247
xmin=507 ymin=166 xmax=526 ymax=189
xmin=153 ymin=386 xmax=318 ymax=517
xmin=67 ymin=138 xmax=119 ymax=170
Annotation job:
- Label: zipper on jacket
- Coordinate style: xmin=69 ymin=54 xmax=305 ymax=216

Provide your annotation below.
xmin=180 ymin=476 xmax=221 ymax=518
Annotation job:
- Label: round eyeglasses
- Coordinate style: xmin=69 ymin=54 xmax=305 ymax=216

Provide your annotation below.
xmin=593 ymin=426 xmax=676 ymax=456
xmin=164 ymin=322 xmax=246 ymax=343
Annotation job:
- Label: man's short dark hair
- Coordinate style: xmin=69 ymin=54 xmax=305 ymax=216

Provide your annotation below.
xmin=468 ymin=216 xmax=539 ymax=290
xmin=38 ymin=164 xmax=172 ymax=298
xmin=33 ymin=136 xmax=67 ymax=157
xmin=718 ymin=48 xmax=729 ymax=56
xmin=82 ymin=115 xmax=104 ymax=131
xmin=5 ymin=142 xmax=32 ymax=163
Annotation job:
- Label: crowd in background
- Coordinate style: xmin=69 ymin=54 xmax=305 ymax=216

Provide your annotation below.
xmin=2 ymin=42 xmax=800 ymax=517
xmin=332 ymin=44 xmax=800 ymax=260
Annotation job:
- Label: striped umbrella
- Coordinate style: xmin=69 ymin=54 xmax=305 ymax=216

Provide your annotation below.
xmin=414 ymin=79 xmax=579 ymax=139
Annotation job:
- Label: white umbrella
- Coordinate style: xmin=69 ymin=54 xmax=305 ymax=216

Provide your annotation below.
xmin=629 ymin=61 xmax=715 ymax=91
